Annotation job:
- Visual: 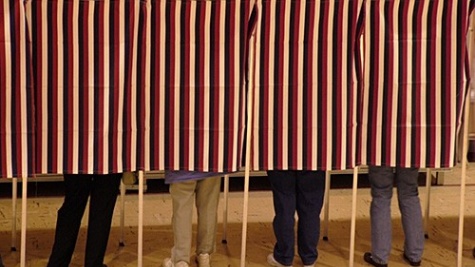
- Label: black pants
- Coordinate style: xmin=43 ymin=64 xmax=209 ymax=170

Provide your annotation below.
xmin=47 ymin=173 xmax=121 ymax=267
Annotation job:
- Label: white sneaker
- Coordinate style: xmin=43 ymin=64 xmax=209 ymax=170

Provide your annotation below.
xmin=175 ymin=262 xmax=190 ymax=267
xmin=162 ymin=258 xmax=189 ymax=267
xmin=267 ymin=253 xmax=292 ymax=267
xmin=303 ymin=264 xmax=315 ymax=267
xmin=162 ymin=258 xmax=173 ymax=267
xmin=196 ymin=253 xmax=210 ymax=267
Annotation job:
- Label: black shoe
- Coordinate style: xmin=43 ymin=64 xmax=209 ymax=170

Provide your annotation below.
xmin=364 ymin=252 xmax=388 ymax=267
xmin=473 ymin=247 xmax=475 ymax=258
xmin=403 ymin=253 xmax=421 ymax=266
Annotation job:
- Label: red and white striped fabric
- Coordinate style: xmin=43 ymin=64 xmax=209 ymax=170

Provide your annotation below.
xmin=26 ymin=0 xmax=140 ymax=174
xmin=138 ymin=0 xmax=257 ymax=172
xmin=250 ymin=0 xmax=364 ymax=171
xmin=360 ymin=0 xmax=475 ymax=168
xmin=0 ymin=0 xmax=34 ymax=178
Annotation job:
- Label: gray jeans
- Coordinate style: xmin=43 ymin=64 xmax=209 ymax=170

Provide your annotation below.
xmin=368 ymin=166 xmax=424 ymax=264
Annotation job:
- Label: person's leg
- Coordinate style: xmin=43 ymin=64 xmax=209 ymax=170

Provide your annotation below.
xmin=195 ymin=176 xmax=221 ymax=255
xmin=170 ymin=180 xmax=198 ymax=264
xmin=85 ymin=173 xmax=121 ymax=267
xmin=367 ymin=166 xmax=394 ymax=265
xmin=395 ymin=167 xmax=424 ymax=263
xmin=296 ymin=171 xmax=325 ymax=266
xmin=267 ymin=170 xmax=297 ymax=266
xmin=48 ymin=174 xmax=92 ymax=267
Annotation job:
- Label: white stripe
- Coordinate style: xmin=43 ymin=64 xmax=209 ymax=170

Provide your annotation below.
xmin=159 ymin=0 xmax=166 ymax=170
xmin=233 ymin=0 xmax=242 ymax=172
xmin=252 ymin=0 xmax=260 ymax=170
xmin=374 ymin=2 xmax=385 ymax=166
xmin=447 ymin=0 xmax=459 ymax=168
xmin=87 ymin=2 xmax=95 ymax=173
xmin=173 ymin=1 xmax=180 ymax=170
xmin=326 ymin=2 xmax=335 ymax=170
xmin=144 ymin=0 xmax=151 ymax=171
xmin=130 ymin=0 xmax=140 ymax=171
xmin=188 ymin=1 xmax=196 ymax=170
xmin=340 ymin=1 xmax=349 ymax=170
xmin=117 ymin=0 xmax=125 ymax=172
xmin=4 ymin=0 xmax=13 ymax=177
xmin=296 ymin=0 xmax=305 ymax=169
xmin=19 ymin=0 xmax=28 ymax=177
xmin=282 ymin=0 xmax=290 ymax=169
xmin=72 ymin=0 xmax=79 ymax=173
xmin=389 ymin=0 xmax=399 ymax=167
xmin=311 ymin=1 xmax=321 ymax=170
xmin=267 ymin=0 xmax=276 ymax=169
xmin=433 ymin=0 xmax=443 ymax=167
xmin=41 ymin=0 xmax=48 ymax=173
xmin=57 ymin=0 xmax=64 ymax=172
xmin=218 ymin=1 xmax=226 ymax=172
xmin=418 ymin=1 xmax=431 ymax=167
xmin=102 ymin=0 xmax=110 ymax=172
xmin=203 ymin=1 xmax=211 ymax=171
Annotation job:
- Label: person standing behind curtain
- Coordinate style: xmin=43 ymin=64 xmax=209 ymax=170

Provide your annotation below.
xmin=162 ymin=171 xmax=222 ymax=267
xmin=47 ymin=173 xmax=121 ymax=267
xmin=363 ymin=166 xmax=424 ymax=267
xmin=266 ymin=170 xmax=326 ymax=267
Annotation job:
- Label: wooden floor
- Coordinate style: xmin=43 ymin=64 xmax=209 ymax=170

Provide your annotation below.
xmin=0 ymin=165 xmax=475 ymax=267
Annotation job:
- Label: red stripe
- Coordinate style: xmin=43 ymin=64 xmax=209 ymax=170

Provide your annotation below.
xmin=384 ymin=1 xmax=394 ymax=164
xmin=168 ymin=1 xmax=177 ymax=169
xmin=182 ymin=2 xmax=190 ymax=169
xmin=305 ymin=2 xmax=316 ymax=168
xmin=0 ymin=3 xmax=6 ymax=176
xmin=197 ymin=2 xmax=205 ymax=170
xmin=227 ymin=1 xmax=236 ymax=169
xmin=96 ymin=2 xmax=105 ymax=172
xmin=262 ymin=2 xmax=271 ymax=170
xmin=320 ymin=2 xmax=329 ymax=168
xmin=66 ymin=2 xmax=74 ymax=172
xmin=413 ymin=2 xmax=424 ymax=165
xmin=335 ymin=2 xmax=344 ymax=169
xmin=441 ymin=0 xmax=453 ymax=167
xmin=49 ymin=2 xmax=58 ymax=173
xmin=369 ymin=1 xmax=380 ymax=165
xmin=152 ymin=3 xmax=161 ymax=169
xmin=213 ymin=1 xmax=221 ymax=170
xmin=13 ymin=2 xmax=24 ymax=176
xmin=426 ymin=0 xmax=437 ymax=166
xmin=80 ymin=3 xmax=90 ymax=172
xmin=291 ymin=0 xmax=300 ymax=168
xmin=34 ymin=3 xmax=43 ymax=173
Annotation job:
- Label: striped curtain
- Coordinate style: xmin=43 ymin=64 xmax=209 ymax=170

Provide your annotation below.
xmin=138 ymin=0 xmax=257 ymax=172
xmin=250 ymin=0 xmax=364 ymax=171
xmin=0 ymin=0 xmax=34 ymax=178
xmin=26 ymin=0 xmax=140 ymax=174
xmin=360 ymin=0 xmax=474 ymax=168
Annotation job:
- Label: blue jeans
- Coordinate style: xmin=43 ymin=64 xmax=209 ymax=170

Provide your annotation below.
xmin=267 ymin=170 xmax=325 ymax=266
xmin=368 ymin=166 xmax=424 ymax=264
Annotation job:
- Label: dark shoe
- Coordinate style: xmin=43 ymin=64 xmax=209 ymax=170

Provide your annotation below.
xmin=403 ymin=253 xmax=421 ymax=266
xmin=364 ymin=252 xmax=387 ymax=267
xmin=473 ymin=247 xmax=475 ymax=258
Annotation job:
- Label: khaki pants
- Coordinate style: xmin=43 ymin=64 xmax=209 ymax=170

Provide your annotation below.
xmin=170 ymin=177 xmax=221 ymax=264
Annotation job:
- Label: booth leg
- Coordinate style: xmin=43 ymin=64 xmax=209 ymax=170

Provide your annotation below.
xmin=11 ymin=178 xmax=17 ymax=251
xmin=119 ymin=180 xmax=126 ymax=247
xmin=20 ymin=177 xmax=28 ymax=267
xmin=138 ymin=171 xmax=144 ymax=267
xmin=349 ymin=167 xmax=359 ymax=267
xmin=222 ymin=175 xmax=229 ymax=244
